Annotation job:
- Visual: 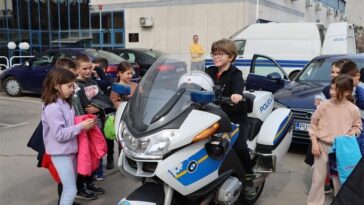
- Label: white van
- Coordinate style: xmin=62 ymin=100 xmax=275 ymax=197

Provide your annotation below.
xmin=205 ymin=22 xmax=356 ymax=79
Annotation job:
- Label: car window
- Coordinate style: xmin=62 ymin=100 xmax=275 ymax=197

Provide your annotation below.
xmin=234 ymin=39 xmax=246 ymax=55
xmin=32 ymin=53 xmax=54 ymax=66
xmin=253 ymin=56 xmax=287 ymax=79
xmin=119 ymin=52 xmax=136 ymax=63
xmin=84 ymin=49 xmax=125 ymax=64
xmin=298 ymin=58 xmax=364 ymax=82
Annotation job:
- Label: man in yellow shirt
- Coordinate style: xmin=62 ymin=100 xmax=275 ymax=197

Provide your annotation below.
xmin=190 ymin=34 xmax=205 ymax=70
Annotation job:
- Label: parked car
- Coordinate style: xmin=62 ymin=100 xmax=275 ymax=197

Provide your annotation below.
xmin=246 ymin=54 xmax=364 ymax=144
xmin=0 ymin=48 xmax=139 ymax=96
xmin=111 ymin=48 xmax=164 ymax=76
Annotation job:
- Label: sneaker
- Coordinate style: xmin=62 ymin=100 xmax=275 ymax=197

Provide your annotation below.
xmin=87 ymin=183 xmax=105 ymax=195
xmin=106 ymin=160 xmax=114 ymax=170
xmin=244 ymin=185 xmax=257 ymax=197
xmin=324 ymin=184 xmax=333 ymax=194
xmin=76 ymin=188 xmax=97 ymax=200
xmin=95 ymin=175 xmax=105 ymax=181
xmin=94 ymin=173 xmax=105 ymax=181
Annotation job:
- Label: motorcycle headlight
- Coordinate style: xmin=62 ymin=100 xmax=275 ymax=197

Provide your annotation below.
xmin=120 ymin=126 xmax=178 ymax=158
xmin=274 ymin=101 xmax=287 ymax=109
xmin=144 ymin=130 xmax=178 ymax=156
xmin=117 ymin=120 xmax=126 ymax=144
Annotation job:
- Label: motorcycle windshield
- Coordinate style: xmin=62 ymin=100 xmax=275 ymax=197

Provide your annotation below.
xmin=128 ymin=54 xmax=208 ymax=132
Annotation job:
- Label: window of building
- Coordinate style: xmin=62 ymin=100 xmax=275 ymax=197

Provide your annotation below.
xmin=30 ymin=1 xmax=40 ymax=30
xmin=80 ymin=1 xmax=90 ymax=29
xmin=39 ymin=0 xmax=49 ymax=30
xmin=91 ymin=13 xmax=100 ymax=29
xmin=113 ymin=12 xmax=124 ymax=29
xmin=318 ymin=0 xmax=346 ymax=12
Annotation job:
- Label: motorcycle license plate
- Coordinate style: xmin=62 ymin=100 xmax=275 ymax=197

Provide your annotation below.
xmin=294 ymin=122 xmax=310 ymax=131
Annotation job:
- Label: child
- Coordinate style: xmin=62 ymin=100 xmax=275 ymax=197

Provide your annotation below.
xmin=92 ymin=57 xmax=112 ymax=96
xmin=340 ymin=61 xmax=364 ymax=155
xmin=312 ymin=59 xmax=346 ymax=194
xmin=56 ymin=57 xmax=79 ymax=75
xmin=109 ymin=61 xmax=138 ymax=108
xmin=205 ymin=38 xmax=255 ymax=196
xmin=56 ymin=57 xmax=84 ymax=115
xmin=74 ymin=54 xmax=113 ymax=198
xmin=41 ymin=68 xmax=95 ymax=205
xmin=316 ymin=60 xmax=346 ymax=105
xmin=307 ymin=74 xmax=362 ymax=205
xmin=109 ymin=61 xmax=138 ymax=155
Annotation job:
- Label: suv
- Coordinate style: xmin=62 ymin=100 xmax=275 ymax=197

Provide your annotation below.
xmin=246 ymin=54 xmax=364 ymax=144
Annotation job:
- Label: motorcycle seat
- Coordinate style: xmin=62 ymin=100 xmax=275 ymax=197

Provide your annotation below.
xmin=245 ymin=117 xmax=262 ymax=141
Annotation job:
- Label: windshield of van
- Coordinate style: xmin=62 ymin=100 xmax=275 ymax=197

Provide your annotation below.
xmin=298 ymin=57 xmax=364 ymax=83
xmin=234 ymin=40 xmax=246 ymax=55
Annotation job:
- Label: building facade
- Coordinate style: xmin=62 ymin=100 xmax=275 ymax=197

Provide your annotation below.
xmin=0 ymin=0 xmax=363 ymax=60
xmin=89 ymin=0 xmax=364 ymax=53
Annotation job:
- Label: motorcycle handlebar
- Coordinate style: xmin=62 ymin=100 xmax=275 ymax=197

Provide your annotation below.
xmin=214 ymin=97 xmax=245 ymax=106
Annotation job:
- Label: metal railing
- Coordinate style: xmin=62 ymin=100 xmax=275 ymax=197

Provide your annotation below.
xmin=0 ymin=56 xmax=9 ymax=70
xmin=9 ymin=56 xmax=35 ymax=67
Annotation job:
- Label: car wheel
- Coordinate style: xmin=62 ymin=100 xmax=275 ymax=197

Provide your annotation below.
xmin=4 ymin=77 xmax=22 ymax=97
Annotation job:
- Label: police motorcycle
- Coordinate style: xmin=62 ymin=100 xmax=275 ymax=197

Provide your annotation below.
xmin=114 ymin=54 xmax=293 ymax=205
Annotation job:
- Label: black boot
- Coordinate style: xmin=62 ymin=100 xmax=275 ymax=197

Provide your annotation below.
xmin=87 ymin=183 xmax=105 ymax=195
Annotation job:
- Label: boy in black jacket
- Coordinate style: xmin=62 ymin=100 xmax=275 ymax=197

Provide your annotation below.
xmin=74 ymin=54 xmax=113 ymax=200
xmin=206 ymin=38 xmax=256 ymax=196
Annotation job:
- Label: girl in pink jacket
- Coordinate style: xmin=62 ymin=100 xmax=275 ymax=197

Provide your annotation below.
xmin=307 ymin=74 xmax=362 ymax=205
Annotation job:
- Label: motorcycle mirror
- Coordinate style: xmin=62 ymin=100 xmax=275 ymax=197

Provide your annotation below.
xmin=112 ymin=83 xmax=131 ymax=95
xmin=190 ymin=91 xmax=215 ymax=104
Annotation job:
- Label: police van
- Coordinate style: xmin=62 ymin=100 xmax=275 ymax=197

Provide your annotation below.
xmin=205 ymin=22 xmax=357 ymax=79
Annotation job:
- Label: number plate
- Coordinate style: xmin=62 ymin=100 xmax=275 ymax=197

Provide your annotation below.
xmin=294 ymin=122 xmax=310 ymax=131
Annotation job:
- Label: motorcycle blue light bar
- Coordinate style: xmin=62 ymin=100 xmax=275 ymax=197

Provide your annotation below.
xmin=190 ymin=91 xmax=215 ymax=104
xmin=112 ymin=83 xmax=131 ymax=95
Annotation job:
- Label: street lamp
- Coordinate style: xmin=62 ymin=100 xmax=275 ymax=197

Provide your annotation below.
xmin=7 ymin=42 xmax=16 ymax=50
xmin=7 ymin=41 xmax=32 ymax=67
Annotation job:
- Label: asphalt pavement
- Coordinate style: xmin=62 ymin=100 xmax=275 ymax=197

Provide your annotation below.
xmin=0 ymin=92 xmax=334 ymax=205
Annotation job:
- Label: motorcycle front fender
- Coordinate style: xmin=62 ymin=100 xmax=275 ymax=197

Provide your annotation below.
xmin=118 ymin=183 xmax=165 ymax=205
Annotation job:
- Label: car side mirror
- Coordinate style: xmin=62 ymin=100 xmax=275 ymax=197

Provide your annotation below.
xmin=267 ymin=72 xmax=282 ymax=82
xmin=24 ymin=59 xmax=33 ymax=67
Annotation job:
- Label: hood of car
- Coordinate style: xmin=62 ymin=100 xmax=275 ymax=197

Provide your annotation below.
xmin=274 ymin=80 xmax=326 ymax=110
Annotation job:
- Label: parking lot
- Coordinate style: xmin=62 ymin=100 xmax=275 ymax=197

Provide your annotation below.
xmin=0 ymin=92 xmax=335 ymax=205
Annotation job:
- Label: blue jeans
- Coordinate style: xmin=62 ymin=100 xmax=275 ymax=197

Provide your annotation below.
xmin=51 ymin=154 xmax=77 ymax=205
xmin=94 ymin=158 xmax=104 ymax=177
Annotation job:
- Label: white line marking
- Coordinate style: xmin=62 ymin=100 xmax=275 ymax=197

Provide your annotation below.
xmin=0 ymin=96 xmax=42 ymax=104
xmin=0 ymin=122 xmax=29 ymax=129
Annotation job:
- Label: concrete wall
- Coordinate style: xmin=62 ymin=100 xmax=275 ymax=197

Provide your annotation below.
xmin=90 ymin=0 xmax=364 ymax=53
